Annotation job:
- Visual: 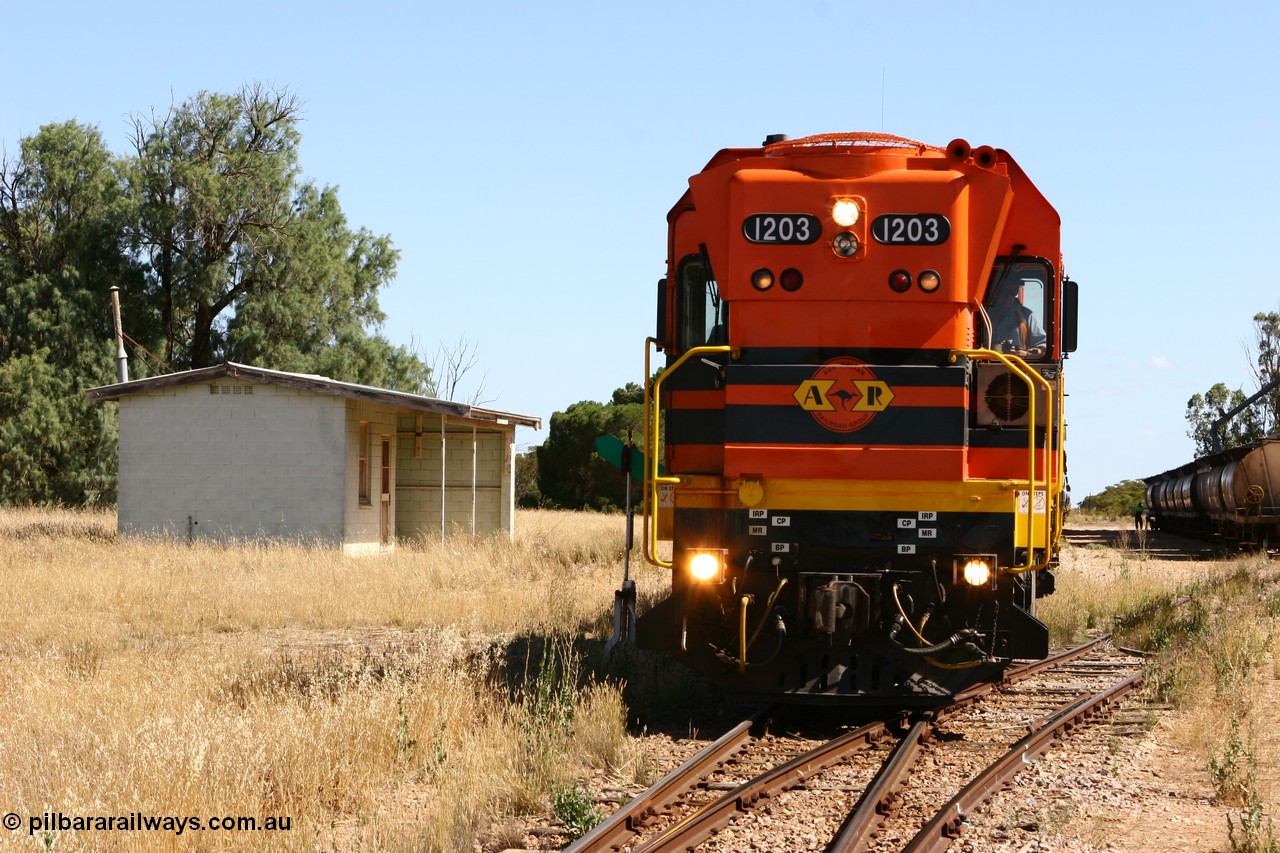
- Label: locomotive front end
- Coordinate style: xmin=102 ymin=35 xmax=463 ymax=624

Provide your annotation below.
xmin=638 ymin=134 xmax=1075 ymax=705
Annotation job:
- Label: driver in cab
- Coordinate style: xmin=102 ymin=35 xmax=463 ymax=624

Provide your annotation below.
xmin=988 ymin=282 xmax=1046 ymax=359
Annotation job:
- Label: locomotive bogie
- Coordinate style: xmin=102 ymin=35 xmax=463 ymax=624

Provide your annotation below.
xmin=638 ymin=501 xmax=1049 ymax=703
xmin=636 ymin=482 xmax=1056 ymax=703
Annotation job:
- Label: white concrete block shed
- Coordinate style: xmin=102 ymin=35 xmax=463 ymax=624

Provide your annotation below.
xmin=86 ymin=362 xmax=540 ymax=552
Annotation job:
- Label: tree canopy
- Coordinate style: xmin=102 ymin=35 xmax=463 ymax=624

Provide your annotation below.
xmin=533 ymin=384 xmax=646 ymax=510
xmin=1185 ymin=310 xmax=1280 ymax=456
xmin=0 ymin=85 xmax=429 ymax=505
xmin=0 ymin=121 xmax=132 ymax=503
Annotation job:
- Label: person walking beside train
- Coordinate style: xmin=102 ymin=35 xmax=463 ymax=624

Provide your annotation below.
xmin=1133 ymin=501 xmax=1147 ymax=530
xmin=989 ymin=283 xmax=1046 ymax=359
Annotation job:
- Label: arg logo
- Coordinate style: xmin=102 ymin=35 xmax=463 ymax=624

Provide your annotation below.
xmin=793 ymin=357 xmax=894 ymax=433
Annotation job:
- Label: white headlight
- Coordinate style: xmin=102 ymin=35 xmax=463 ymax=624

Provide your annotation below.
xmin=962 ymin=559 xmax=992 ymax=587
xmin=690 ymin=552 xmax=721 ymax=581
xmin=832 ymin=199 xmax=860 ymax=227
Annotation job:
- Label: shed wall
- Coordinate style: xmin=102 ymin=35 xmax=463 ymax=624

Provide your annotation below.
xmin=117 ymin=381 xmax=346 ymax=543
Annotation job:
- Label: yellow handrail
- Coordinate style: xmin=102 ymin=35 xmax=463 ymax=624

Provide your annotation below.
xmin=952 ymin=349 xmax=1055 ymax=574
xmin=643 ymin=340 xmax=732 ymax=568
xmin=1053 ymin=367 xmax=1067 ymax=557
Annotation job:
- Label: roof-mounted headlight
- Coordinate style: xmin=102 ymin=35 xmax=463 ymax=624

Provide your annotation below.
xmin=831 ymin=199 xmax=861 ymax=227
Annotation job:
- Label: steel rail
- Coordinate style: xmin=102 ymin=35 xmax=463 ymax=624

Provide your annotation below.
xmin=901 ymin=670 xmax=1144 ymax=853
xmin=562 ymin=707 xmax=770 ymax=852
xmin=825 ymin=634 xmax=1121 ymax=852
xmin=631 ymin=719 xmax=890 ymax=853
xmin=1001 ymin=633 xmax=1113 ymax=683
xmin=826 ymin=719 xmax=930 ymax=853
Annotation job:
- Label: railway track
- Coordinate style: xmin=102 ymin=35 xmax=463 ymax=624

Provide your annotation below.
xmin=563 ymin=635 xmax=1144 ymax=852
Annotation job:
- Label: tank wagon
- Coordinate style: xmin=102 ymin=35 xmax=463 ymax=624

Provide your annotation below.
xmin=1145 ymin=439 xmax=1280 ymax=549
xmin=636 ymin=133 xmax=1079 ymax=705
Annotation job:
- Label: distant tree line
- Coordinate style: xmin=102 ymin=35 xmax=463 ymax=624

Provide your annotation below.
xmin=0 ymin=84 xmax=430 ymax=505
xmin=1078 ymin=480 xmax=1146 ymax=516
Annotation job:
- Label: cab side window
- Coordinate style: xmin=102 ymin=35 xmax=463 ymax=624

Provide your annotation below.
xmin=677 ymin=254 xmax=727 ymax=351
xmin=982 ymin=259 xmax=1051 ymax=359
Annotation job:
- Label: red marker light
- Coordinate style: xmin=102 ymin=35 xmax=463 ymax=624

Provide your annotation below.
xmin=889 ymin=270 xmax=912 ymax=293
xmin=780 ymin=268 xmax=803 ymax=292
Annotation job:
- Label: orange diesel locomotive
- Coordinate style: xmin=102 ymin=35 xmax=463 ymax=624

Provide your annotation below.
xmin=637 ymin=133 xmax=1077 ymax=705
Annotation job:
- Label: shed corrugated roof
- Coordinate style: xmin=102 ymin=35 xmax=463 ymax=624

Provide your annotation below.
xmin=85 ymin=362 xmax=541 ymax=429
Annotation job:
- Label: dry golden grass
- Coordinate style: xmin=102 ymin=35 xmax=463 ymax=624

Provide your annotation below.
xmin=0 ymin=507 xmax=663 ymax=643
xmin=0 ymin=506 xmax=660 ymax=852
xmin=1040 ymin=532 xmax=1245 ymax=647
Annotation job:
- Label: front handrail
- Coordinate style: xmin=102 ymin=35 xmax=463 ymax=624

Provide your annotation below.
xmin=643 ymin=340 xmax=732 ymax=568
xmin=1054 ymin=366 xmax=1067 ymax=556
xmin=952 ymin=349 xmax=1055 ymax=574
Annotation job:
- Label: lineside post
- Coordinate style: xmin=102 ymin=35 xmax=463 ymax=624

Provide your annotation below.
xmin=603 ymin=435 xmax=638 ymax=653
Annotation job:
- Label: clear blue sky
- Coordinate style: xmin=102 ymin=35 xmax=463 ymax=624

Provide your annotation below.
xmin=5 ymin=0 xmax=1278 ymax=500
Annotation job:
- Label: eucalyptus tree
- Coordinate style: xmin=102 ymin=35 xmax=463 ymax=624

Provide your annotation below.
xmin=128 ymin=84 xmax=305 ymax=369
xmin=0 ymin=84 xmax=433 ymax=505
xmin=536 ymin=385 xmax=646 ymax=510
xmin=126 ymin=83 xmax=423 ymax=389
xmin=1185 ymin=310 xmax=1280 ymax=456
xmin=3 ymin=84 xmax=423 ymax=393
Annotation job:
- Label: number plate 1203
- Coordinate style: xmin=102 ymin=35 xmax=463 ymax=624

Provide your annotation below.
xmin=871 ymin=213 xmax=950 ymax=245
xmin=742 ymin=213 xmax=822 ymax=244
